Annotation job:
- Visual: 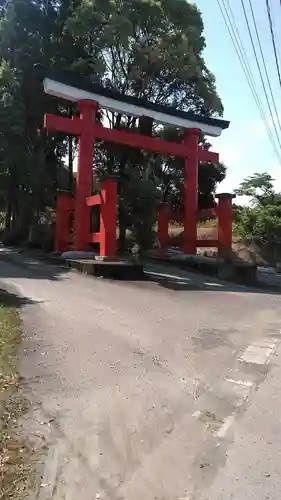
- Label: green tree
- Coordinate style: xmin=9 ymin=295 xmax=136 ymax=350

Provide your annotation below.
xmin=0 ymin=0 xmax=85 ymax=232
xmin=0 ymin=0 xmax=226 ymax=251
xmin=235 ymin=173 xmax=281 ymax=263
xmin=0 ymin=60 xmax=28 ymax=229
xmin=234 ymin=172 xmax=280 ymax=206
xmin=68 ymin=0 xmax=226 ymax=248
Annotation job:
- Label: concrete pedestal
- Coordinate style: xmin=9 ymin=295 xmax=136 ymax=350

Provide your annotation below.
xmin=67 ymin=259 xmax=145 ymax=280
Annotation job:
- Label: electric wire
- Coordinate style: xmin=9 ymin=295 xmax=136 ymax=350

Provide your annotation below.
xmin=240 ymin=0 xmax=281 ymax=153
xmin=266 ymin=0 xmax=281 ymax=88
xmin=219 ymin=0 xmax=281 ymax=159
xmin=223 ymin=0 xmax=269 ymax=127
xmin=270 ymin=0 xmax=281 ymax=67
xmin=216 ymin=0 xmax=281 ymax=163
xmin=247 ymin=0 xmax=281 ymax=136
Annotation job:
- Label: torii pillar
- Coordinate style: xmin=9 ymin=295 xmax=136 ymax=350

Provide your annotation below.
xmin=45 ymin=100 xmax=98 ymax=251
xmin=183 ymin=128 xmax=201 ymax=254
xmin=74 ymin=101 xmax=98 ymax=250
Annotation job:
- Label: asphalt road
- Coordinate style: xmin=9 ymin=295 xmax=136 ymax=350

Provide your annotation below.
xmin=1 ymin=249 xmax=281 ymax=500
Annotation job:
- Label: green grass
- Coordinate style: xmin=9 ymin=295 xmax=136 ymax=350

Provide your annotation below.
xmin=0 ymin=291 xmax=33 ymax=499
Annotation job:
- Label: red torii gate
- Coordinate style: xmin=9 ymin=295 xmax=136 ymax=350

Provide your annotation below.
xmin=44 ymin=75 xmax=230 ymax=257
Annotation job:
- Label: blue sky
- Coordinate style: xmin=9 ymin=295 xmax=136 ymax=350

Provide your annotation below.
xmin=194 ymin=0 xmax=281 ymax=197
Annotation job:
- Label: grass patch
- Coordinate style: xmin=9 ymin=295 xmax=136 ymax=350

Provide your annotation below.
xmin=0 ymin=290 xmax=33 ymax=499
xmin=197 ymin=219 xmax=217 ymax=228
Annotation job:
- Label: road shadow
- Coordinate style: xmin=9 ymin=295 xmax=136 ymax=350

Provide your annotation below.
xmin=146 ymin=270 xmax=281 ymax=295
xmin=0 ymin=248 xmax=70 ymax=282
xmin=0 ymin=288 xmax=36 ymax=307
xmin=1 ymin=248 xmax=280 ymax=297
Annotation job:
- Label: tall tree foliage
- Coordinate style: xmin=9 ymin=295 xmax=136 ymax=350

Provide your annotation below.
xmin=68 ymin=0 xmax=226 ymax=246
xmin=0 ymin=0 xmax=85 ymax=229
xmin=235 ymin=173 xmax=281 ymax=262
xmin=0 ymin=0 xmax=226 ymax=249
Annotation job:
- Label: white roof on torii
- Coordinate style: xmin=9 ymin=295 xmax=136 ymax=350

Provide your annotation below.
xmin=43 ymin=71 xmax=230 ymax=138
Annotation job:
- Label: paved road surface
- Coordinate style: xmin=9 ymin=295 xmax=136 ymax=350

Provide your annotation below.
xmin=1 ymin=249 xmax=281 ymax=500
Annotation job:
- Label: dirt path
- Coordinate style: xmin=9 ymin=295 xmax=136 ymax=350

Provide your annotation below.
xmin=0 ymin=249 xmax=280 ymax=500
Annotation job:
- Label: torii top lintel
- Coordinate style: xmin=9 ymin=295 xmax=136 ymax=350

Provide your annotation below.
xmin=43 ymin=72 xmax=230 ymax=138
xmin=43 ymin=72 xmax=230 ymax=162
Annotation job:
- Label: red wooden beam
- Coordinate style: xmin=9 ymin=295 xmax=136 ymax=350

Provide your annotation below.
xmin=94 ymin=127 xmax=219 ymax=162
xmin=198 ymin=149 xmax=219 ymax=164
xmin=44 ymin=114 xmax=81 ymax=136
xmin=182 ymin=129 xmax=200 ymax=254
xmin=100 ymin=179 xmax=117 ymax=258
xmin=86 ymin=194 xmax=101 ymax=207
xmin=55 ymin=193 xmax=73 ymax=253
xmin=45 ymin=113 xmax=220 ymax=163
xmin=93 ymin=124 xmax=188 ymax=157
xmin=216 ymin=194 xmax=235 ymax=253
xmin=90 ymin=233 xmax=101 ymax=243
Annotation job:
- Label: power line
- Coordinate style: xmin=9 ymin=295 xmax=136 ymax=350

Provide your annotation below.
xmin=270 ymin=0 xmax=281 ymax=68
xmin=219 ymin=0 xmax=280 ymax=158
xmin=240 ymin=0 xmax=281 ymax=159
xmin=266 ymin=0 xmax=281 ymax=88
xmin=216 ymin=0 xmax=281 ymax=163
xmin=247 ymin=0 xmax=281 ymax=136
xmin=223 ymin=0 xmax=268 ymax=123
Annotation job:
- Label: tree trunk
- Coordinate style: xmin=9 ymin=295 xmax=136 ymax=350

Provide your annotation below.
xmin=36 ymin=205 xmax=40 ymax=221
xmin=5 ymin=202 xmax=11 ymax=230
xmin=11 ymin=202 xmax=17 ymax=229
